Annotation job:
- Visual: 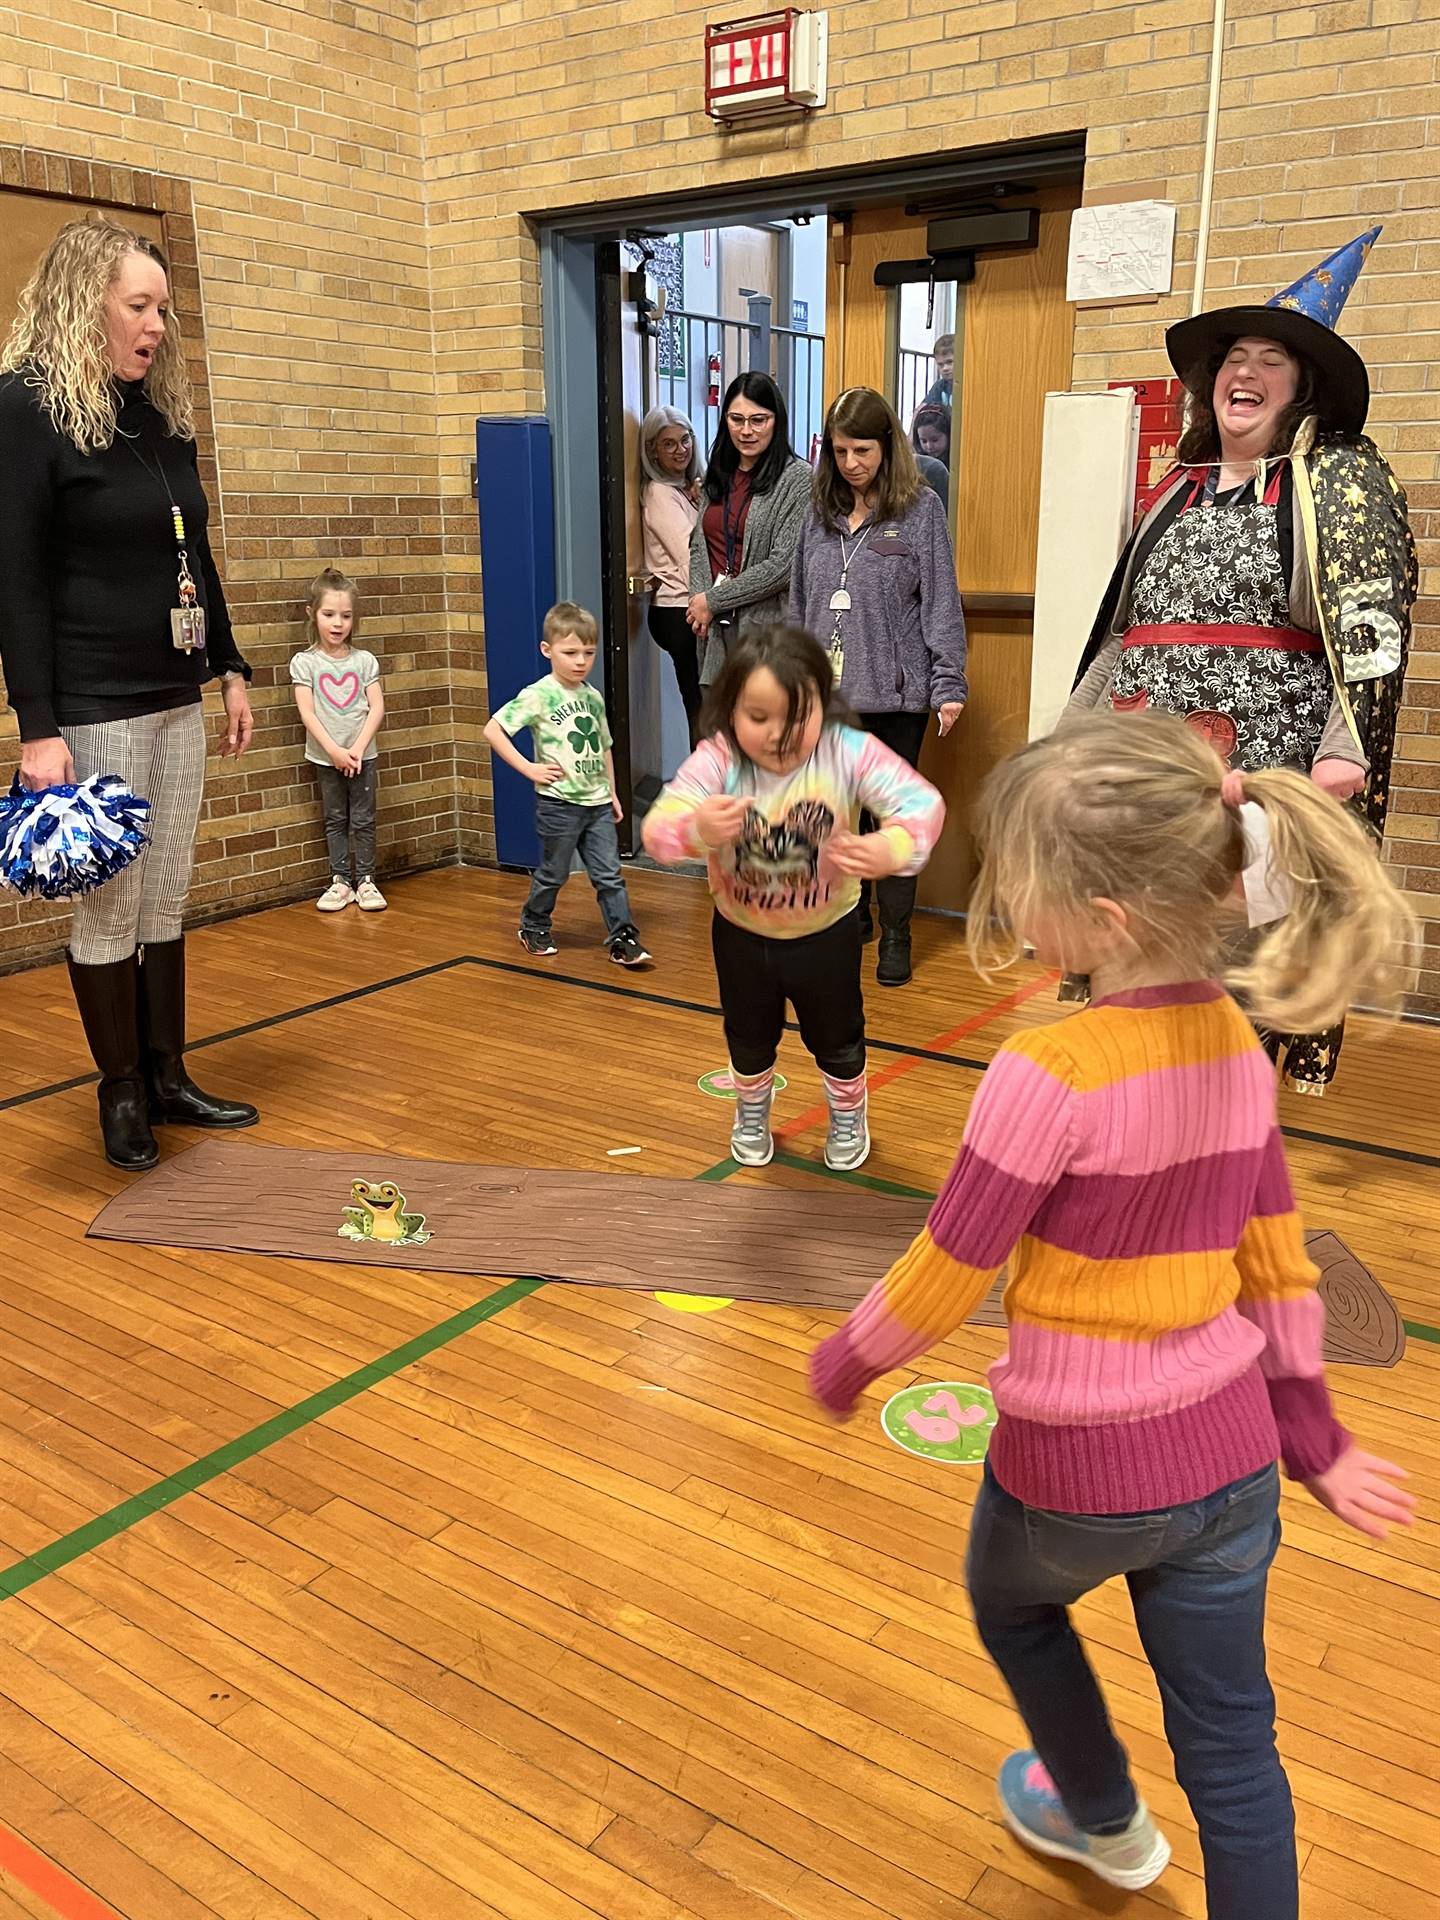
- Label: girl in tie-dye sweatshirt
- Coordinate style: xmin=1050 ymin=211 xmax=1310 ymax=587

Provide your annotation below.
xmin=643 ymin=625 xmax=944 ymax=1174
xmin=812 ymin=711 xmax=1416 ymax=1918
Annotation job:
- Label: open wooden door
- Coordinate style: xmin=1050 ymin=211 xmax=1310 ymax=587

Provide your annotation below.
xmin=824 ymin=187 xmax=1079 ymax=907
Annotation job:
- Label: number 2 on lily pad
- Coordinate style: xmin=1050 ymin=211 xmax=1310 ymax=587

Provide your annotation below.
xmin=881 ymin=1382 xmax=996 ymax=1463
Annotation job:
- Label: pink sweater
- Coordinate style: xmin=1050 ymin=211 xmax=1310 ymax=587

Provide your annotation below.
xmin=812 ymin=983 xmax=1347 ymax=1514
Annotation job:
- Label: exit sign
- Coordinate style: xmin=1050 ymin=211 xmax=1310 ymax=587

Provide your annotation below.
xmin=705 ymin=9 xmax=828 ymax=123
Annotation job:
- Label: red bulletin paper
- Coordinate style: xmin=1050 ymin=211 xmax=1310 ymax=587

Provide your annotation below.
xmin=1110 ymin=378 xmax=1184 ymax=523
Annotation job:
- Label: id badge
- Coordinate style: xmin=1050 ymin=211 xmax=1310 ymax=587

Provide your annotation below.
xmin=828 ymin=633 xmax=844 ymax=685
xmin=171 ymin=604 xmax=206 ymax=652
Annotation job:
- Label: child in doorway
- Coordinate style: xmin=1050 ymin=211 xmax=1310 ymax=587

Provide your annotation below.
xmin=643 ymin=625 xmax=944 ymax=1171
xmin=290 ymin=567 xmax=387 ymax=912
xmin=810 ymin=710 xmax=1416 ymax=1920
xmin=483 ymin=601 xmax=651 ymax=967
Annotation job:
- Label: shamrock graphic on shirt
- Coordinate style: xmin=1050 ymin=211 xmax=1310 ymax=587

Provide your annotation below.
xmin=568 ymin=714 xmax=602 ymax=756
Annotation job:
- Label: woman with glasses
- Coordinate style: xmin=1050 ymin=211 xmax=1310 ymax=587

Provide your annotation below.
xmin=687 ymin=371 xmax=812 ymax=685
xmin=640 ymin=405 xmax=704 ymax=747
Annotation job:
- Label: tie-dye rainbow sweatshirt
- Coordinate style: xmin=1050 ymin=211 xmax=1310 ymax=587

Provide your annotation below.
xmin=642 ymin=724 xmax=945 ymax=937
xmin=811 ymin=983 xmax=1346 ymax=1513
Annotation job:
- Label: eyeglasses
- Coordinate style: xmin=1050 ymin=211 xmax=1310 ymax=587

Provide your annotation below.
xmin=725 ymin=412 xmax=774 ymax=432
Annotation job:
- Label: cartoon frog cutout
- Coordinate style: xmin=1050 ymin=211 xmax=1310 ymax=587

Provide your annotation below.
xmin=339 ymin=1179 xmax=431 ymax=1247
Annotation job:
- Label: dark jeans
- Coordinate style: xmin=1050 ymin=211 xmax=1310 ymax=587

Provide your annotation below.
xmin=522 ymin=794 xmax=633 ymax=938
xmin=857 ymin=709 xmax=929 ymax=934
xmin=648 ymin=604 xmax=703 ymax=747
xmin=315 ymin=761 xmax=378 ymax=881
xmin=967 ymin=1462 xmax=1295 ymax=1920
xmin=711 ymin=908 xmax=865 ymax=1079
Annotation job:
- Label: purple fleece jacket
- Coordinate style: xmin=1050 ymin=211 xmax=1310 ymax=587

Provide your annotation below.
xmin=786 ymin=485 xmax=968 ymax=714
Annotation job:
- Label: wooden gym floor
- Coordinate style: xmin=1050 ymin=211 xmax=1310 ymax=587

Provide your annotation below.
xmin=0 ymin=865 xmax=1436 ymax=1920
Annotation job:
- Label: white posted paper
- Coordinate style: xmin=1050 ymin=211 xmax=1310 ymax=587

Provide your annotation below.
xmin=1066 ymin=201 xmax=1177 ymax=302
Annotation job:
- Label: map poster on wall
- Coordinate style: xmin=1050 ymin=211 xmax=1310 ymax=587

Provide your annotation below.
xmin=1067 ymin=201 xmax=1177 ymax=303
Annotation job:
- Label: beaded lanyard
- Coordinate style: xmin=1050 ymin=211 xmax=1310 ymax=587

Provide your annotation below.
xmin=116 ymin=431 xmax=206 ymax=652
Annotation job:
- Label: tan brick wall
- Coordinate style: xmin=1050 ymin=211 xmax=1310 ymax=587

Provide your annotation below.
xmin=4 ymin=1 xmax=1439 ymax=1011
xmin=418 ymin=0 xmax=1440 ymax=1012
xmin=0 ymin=0 xmax=459 ymax=968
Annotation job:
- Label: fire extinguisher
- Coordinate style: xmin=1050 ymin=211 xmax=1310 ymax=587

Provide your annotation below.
xmin=707 ymin=352 xmax=721 ymax=408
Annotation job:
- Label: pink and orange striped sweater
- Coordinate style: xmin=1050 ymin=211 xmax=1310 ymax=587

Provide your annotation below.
xmin=811 ymin=982 xmax=1347 ymax=1514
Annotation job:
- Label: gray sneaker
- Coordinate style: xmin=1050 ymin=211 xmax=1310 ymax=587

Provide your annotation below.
xmin=730 ymin=1089 xmax=774 ymax=1167
xmin=824 ymin=1097 xmax=870 ymax=1171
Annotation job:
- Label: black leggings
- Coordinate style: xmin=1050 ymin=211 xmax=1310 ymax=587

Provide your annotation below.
xmin=648 ymin=605 xmax=703 ymax=747
xmin=712 ymin=910 xmax=866 ymax=1080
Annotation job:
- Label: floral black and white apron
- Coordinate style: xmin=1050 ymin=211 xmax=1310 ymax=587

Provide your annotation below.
xmin=1109 ymin=466 xmax=1331 ymax=772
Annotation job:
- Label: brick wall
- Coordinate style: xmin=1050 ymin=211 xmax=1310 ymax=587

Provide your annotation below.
xmin=417 ymin=0 xmax=1440 ymax=1012
xmin=4 ymin=0 xmax=1439 ymax=1008
xmin=0 ymin=0 xmax=459 ymax=968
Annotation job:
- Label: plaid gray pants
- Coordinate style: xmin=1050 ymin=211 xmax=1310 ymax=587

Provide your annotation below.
xmin=63 ymin=702 xmax=207 ymax=963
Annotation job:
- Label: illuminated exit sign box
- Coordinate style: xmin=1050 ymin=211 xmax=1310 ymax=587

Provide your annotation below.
xmin=705 ymin=9 xmax=829 ymax=123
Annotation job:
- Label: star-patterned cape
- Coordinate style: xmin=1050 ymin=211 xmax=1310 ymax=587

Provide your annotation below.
xmin=1073 ymin=431 xmax=1415 ymax=833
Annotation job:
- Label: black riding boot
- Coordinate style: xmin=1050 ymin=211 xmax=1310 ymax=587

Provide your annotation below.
xmin=66 ymin=953 xmax=160 ymax=1170
xmin=857 ymin=880 xmax=875 ymax=944
xmin=139 ymin=936 xmax=259 ymax=1128
xmin=875 ymin=875 xmax=917 ymax=987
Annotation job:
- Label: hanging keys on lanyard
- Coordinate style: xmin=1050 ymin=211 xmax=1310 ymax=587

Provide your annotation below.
xmin=118 ymin=434 xmax=208 ymax=653
xmin=169 ymin=503 xmax=206 ymax=654
xmin=827 ymin=521 xmax=875 ymax=684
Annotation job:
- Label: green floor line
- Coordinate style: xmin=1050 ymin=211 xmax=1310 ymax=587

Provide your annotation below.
xmin=0 ymin=1276 xmax=551 ymax=1604
xmin=0 ymin=1151 xmax=742 ymax=1605
xmin=8 ymin=1143 xmax=1436 ymax=1605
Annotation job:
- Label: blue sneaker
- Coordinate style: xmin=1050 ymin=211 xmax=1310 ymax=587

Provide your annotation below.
xmin=998 ymin=1752 xmax=1171 ymax=1891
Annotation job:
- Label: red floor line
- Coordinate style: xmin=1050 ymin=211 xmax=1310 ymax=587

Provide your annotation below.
xmin=0 ymin=1829 xmax=125 ymax=1920
xmin=776 ymin=968 xmax=1061 ymax=1143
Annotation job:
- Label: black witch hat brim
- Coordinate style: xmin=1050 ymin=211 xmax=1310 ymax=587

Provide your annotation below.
xmin=1165 ymin=304 xmax=1369 ymax=434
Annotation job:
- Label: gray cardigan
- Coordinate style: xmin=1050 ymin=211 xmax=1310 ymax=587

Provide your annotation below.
xmin=688 ymin=456 xmax=812 ymax=679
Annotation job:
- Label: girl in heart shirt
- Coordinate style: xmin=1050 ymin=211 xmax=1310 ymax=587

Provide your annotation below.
xmin=643 ymin=625 xmax=944 ymax=1175
xmin=289 ymin=567 xmax=387 ymax=912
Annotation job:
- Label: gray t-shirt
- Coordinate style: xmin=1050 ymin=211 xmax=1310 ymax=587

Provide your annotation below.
xmin=289 ymin=647 xmax=381 ymax=764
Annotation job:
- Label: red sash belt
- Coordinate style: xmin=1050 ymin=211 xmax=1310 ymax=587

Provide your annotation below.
xmin=1121 ymin=622 xmax=1323 ymax=654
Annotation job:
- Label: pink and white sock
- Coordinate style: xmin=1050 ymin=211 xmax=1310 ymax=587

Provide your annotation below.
xmin=730 ymin=1065 xmax=775 ymax=1104
xmin=821 ymin=1068 xmax=868 ymax=1112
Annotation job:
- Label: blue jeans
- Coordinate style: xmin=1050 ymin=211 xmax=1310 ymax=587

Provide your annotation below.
xmin=967 ymin=1462 xmax=1295 ymax=1920
xmin=521 ymin=794 xmax=633 ymax=938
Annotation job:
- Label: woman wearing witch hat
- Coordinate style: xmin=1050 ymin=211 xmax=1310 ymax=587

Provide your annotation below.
xmin=1068 ymin=228 xmax=1416 ymax=1094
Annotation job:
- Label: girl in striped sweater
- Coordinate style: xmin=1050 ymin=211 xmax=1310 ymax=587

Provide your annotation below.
xmin=811 ymin=710 xmax=1416 ymax=1919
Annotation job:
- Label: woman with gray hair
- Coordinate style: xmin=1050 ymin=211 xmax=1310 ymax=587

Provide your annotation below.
xmin=640 ymin=404 xmax=703 ymax=746
xmin=0 ymin=214 xmax=258 ymax=1170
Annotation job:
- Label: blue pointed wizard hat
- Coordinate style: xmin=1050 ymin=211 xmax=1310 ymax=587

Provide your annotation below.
xmin=1166 ymin=226 xmax=1379 ymax=433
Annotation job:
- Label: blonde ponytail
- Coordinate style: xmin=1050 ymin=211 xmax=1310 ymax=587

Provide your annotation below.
xmin=1225 ymin=766 xmax=1416 ymax=1032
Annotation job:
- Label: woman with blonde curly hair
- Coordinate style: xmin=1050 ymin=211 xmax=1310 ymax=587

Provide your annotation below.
xmin=0 ymin=214 xmax=258 ymax=1169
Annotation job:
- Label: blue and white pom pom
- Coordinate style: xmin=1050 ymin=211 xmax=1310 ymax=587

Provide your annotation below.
xmin=0 ymin=773 xmax=151 ymax=900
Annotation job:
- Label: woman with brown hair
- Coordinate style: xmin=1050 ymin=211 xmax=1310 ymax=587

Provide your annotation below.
xmin=1068 ymin=229 xmax=1416 ymax=1094
xmin=788 ymin=386 xmax=966 ymax=985
xmin=0 ymin=214 xmax=258 ymax=1168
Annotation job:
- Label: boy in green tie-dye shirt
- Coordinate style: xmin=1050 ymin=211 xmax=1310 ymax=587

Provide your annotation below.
xmin=484 ymin=603 xmax=652 ymax=967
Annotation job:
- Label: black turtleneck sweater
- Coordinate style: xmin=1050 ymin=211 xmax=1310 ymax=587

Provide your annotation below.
xmin=0 ymin=370 xmax=250 ymax=742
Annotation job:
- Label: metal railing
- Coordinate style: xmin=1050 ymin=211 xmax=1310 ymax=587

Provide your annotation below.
xmin=898 ymin=348 xmax=939 ymax=432
xmin=654 ymin=294 xmax=826 ymax=462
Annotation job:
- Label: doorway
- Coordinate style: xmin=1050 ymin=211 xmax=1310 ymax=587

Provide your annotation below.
xmin=534 ymin=137 xmax=1085 ymax=887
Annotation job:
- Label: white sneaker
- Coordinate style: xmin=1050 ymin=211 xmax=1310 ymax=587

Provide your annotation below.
xmin=730 ymin=1090 xmax=775 ymax=1167
xmin=355 ymin=877 xmax=387 ymax=912
xmin=824 ymin=1097 xmax=870 ymax=1170
xmin=317 ymin=878 xmax=354 ymax=912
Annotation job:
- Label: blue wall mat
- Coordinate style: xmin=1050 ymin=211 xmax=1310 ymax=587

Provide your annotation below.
xmin=475 ymin=416 xmax=556 ymax=870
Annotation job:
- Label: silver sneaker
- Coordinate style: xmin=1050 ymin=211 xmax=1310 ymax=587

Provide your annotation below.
xmin=730 ymin=1090 xmax=774 ymax=1167
xmin=824 ymin=1098 xmax=870 ymax=1171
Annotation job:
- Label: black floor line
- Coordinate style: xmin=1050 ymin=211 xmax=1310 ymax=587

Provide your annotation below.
xmin=7 ymin=951 xmax=1437 ymax=1173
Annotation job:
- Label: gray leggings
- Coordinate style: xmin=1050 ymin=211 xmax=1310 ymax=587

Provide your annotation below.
xmin=315 ymin=761 xmax=378 ymax=881
xmin=63 ymin=703 xmax=207 ymax=964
